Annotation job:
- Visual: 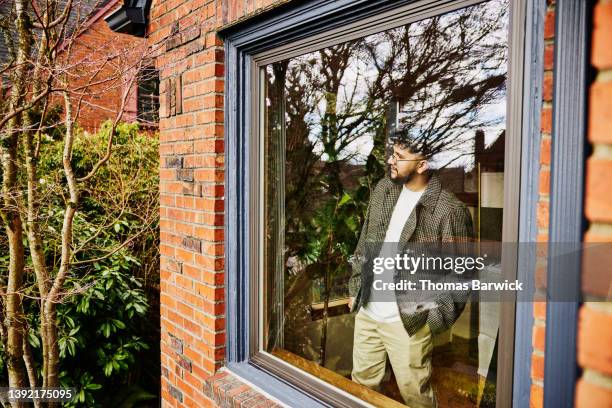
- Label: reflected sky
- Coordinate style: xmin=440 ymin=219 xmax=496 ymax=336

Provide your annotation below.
xmin=265 ymin=0 xmax=509 ymax=171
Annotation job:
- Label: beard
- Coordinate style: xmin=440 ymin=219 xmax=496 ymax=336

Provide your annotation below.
xmin=390 ymin=166 xmax=418 ymax=185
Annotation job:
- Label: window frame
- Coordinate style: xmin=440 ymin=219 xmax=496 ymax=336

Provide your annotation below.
xmin=543 ymin=1 xmax=590 ymax=406
xmin=136 ymin=66 xmax=160 ymax=127
xmin=220 ymin=0 xmax=540 ymax=406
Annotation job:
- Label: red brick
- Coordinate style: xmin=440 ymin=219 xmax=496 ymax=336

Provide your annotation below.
xmin=177 ymin=301 xmax=195 ymax=319
xmin=194 ymin=198 xmax=224 ymax=212
xmin=160 ymin=231 xmax=182 ymax=246
xmin=577 ymin=306 xmax=612 ymax=375
xmin=195 ymin=109 xmax=224 ymax=125
xmin=176 ymin=196 xmax=196 ymax=210
xmin=585 ymin=159 xmax=612 ymax=223
xmin=534 ymin=302 xmax=546 ymax=320
xmin=176 ymin=113 xmax=195 ymax=127
xmin=589 ymin=81 xmax=612 ymax=144
xmin=531 ymin=354 xmax=544 ymax=380
xmin=201 ymin=184 xmax=224 ymax=198
xmin=160 ymin=194 xmax=176 ymax=207
xmin=194 ymin=168 xmax=224 ymax=182
xmin=194 ymin=311 xmax=225 ymax=331
xmin=182 ymin=264 xmax=203 ymax=281
xmin=530 ymin=384 xmax=544 ymax=408
xmin=160 ymin=243 xmax=176 ymax=257
xmin=196 ymin=254 xmax=225 ymax=271
xmin=201 ymin=299 xmax=225 ymax=316
xmin=540 ymin=137 xmax=551 ymax=166
xmin=195 ymin=282 xmax=225 ymax=301
xmin=544 ymin=9 xmax=555 ymax=40
xmin=194 ymin=139 xmax=224 ymax=153
xmin=199 ymin=213 xmax=224 ymax=226
xmin=195 ymin=340 xmax=221 ymax=361
xmin=584 ymin=228 xmax=612 ymax=242
xmin=536 ymin=202 xmax=549 ymax=229
xmin=541 ymin=107 xmax=552 ymax=134
xmin=582 ymin=241 xmax=612 ymax=297
xmin=575 ymin=378 xmax=612 ymax=408
xmin=592 ymin=2 xmax=612 ymax=69
xmin=203 ymin=242 xmax=224 ymax=256
xmin=206 ymin=32 xmax=224 ymax=47
xmin=201 ymin=356 xmax=223 ymax=373
xmin=175 ymin=274 xmax=193 ymax=290
xmin=194 ymin=225 xmax=224 ymax=241
xmin=536 ymin=262 xmax=547 ymax=289
xmin=192 ymin=79 xmax=225 ymax=95
xmin=542 ymin=72 xmax=553 ymax=102
xmin=202 ymin=271 xmax=225 ymax=285
xmin=176 ymin=247 xmax=195 ymax=263
xmin=544 ymin=44 xmax=554 ymax=71
xmin=183 ymin=318 xmax=203 ymax=337
xmin=539 ymin=169 xmax=550 ymax=195
xmin=533 ymin=325 xmax=546 ymax=351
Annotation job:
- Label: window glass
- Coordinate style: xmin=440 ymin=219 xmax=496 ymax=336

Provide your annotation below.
xmin=262 ymin=1 xmax=509 ymax=406
xmin=137 ymin=67 xmax=160 ymax=126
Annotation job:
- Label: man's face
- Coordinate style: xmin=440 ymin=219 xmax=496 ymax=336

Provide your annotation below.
xmin=387 ymin=144 xmax=427 ymax=184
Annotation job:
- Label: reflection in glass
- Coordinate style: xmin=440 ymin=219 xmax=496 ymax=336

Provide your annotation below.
xmin=262 ymin=1 xmax=509 ymax=406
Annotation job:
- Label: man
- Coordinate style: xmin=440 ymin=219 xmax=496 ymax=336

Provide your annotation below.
xmin=348 ymin=129 xmax=474 ymax=408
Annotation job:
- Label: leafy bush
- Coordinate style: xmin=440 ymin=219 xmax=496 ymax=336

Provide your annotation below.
xmin=1 ymin=121 xmax=160 ymax=407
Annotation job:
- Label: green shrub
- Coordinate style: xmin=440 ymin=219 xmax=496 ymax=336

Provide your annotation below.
xmin=1 ymin=121 xmax=160 ymax=407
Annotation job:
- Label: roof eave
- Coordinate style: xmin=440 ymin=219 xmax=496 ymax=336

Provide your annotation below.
xmin=104 ymin=2 xmax=148 ymax=37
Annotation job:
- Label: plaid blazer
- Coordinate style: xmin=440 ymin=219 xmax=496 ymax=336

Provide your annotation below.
xmin=348 ymin=174 xmax=474 ymax=336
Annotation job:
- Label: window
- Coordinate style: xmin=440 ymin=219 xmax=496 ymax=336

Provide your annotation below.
xmin=137 ymin=67 xmax=159 ymax=126
xmin=223 ymin=0 xmax=529 ymax=406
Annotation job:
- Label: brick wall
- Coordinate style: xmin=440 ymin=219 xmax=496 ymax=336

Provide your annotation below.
xmin=575 ymin=1 xmax=612 ymax=407
xmin=150 ymin=0 xmax=286 ymax=406
xmin=151 ymin=0 xmax=612 ymax=407
xmin=530 ymin=2 xmax=556 ymax=407
xmin=60 ymin=1 xmax=146 ymax=132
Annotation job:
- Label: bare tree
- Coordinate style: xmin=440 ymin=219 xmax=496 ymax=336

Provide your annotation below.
xmin=0 ymin=0 xmax=158 ymax=404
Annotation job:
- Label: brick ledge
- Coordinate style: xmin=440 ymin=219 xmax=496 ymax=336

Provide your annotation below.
xmin=204 ymin=369 xmax=285 ymax=408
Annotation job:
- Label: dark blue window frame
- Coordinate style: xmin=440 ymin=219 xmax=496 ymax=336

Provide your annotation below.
xmin=543 ymin=1 xmax=591 ymax=407
xmin=219 ymin=1 xmax=550 ymax=406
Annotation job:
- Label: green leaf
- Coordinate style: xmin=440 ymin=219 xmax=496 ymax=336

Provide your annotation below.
xmin=102 ymin=323 xmax=111 ymax=338
xmin=28 ymin=332 xmax=41 ymax=349
xmin=113 ymin=319 xmax=126 ymax=329
xmin=337 ymin=192 xmax=352 ymax=207
xmin=67 ymin=339 xmax=76 ymax=356
xmin=344 ymin=216 xmax=358 ymax=233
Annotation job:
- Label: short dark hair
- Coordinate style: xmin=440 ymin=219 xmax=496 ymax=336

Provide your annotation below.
xmin=389 ymin=127 xmax=432 ymax=158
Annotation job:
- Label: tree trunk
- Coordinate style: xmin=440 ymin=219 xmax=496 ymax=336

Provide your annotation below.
xmin=319 ymin=263 xmax=331 ymax=367
xmin=1 ymin=117 xmax=28 ymax=406
xmin=41 ymin=91 xmax=79 ymax=393
xmin=0 ymin=0 xmax=32 ymax=403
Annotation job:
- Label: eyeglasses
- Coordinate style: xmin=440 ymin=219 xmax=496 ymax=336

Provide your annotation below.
xmin=390 ymin=153 xmax=423 ymax=163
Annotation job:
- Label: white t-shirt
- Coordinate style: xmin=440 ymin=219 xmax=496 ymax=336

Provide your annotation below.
xmin=361 ymin=185 xmax=424 ymax=322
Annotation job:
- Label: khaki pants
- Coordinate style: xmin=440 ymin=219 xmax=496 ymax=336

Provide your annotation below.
xmin=352 ymin=310 xmax=436 ymax=408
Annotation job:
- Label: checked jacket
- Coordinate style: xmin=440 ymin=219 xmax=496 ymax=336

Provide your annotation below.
xmin=348 ymin=174 xmax=474 ymax=336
